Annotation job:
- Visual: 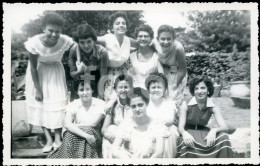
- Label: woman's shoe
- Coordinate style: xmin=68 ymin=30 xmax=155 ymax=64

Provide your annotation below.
xmin=52 ymin=142 xmax=61 ymax=152
xmin=42 ymin=144 xmax=53 ymax=153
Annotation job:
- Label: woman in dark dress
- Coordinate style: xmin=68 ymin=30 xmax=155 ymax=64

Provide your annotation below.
xmin=177 ymin=76 xmax=233 ymax=158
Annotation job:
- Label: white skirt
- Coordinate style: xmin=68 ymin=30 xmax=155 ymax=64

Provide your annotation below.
xmin=25 ymin=61 xmax=68 ymax=129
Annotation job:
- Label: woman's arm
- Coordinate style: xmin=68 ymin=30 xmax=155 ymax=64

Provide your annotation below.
xmin=150 ymin=137 xmax=164 ymax=158
xmin=100 ymin=50 xmax=109 ymax=77
xmin=101 ymin=114 xmax=115 ymax=143
xmin=97 ymin=36 xmax=106 ymax=47
xmin=175 ymin=44 xmax=187 ymax=87
xmin=28 ymin=53 xmax=43 ymax=100
xmin=178 ymin=101 xmax=195 ymax=147
xmin=111 ymin=138 xmax=131 ymax=158
xmin=129 ymin=37 xmax=138 ymax=49
xmin=204 ymin=106 xmax=229 ymax=147
xmin=156 ymin=60 xmax=164 ymax=74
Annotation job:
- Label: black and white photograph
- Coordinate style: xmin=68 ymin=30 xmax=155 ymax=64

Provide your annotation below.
xmin=3 ymin=2 xmax=259 ymax=165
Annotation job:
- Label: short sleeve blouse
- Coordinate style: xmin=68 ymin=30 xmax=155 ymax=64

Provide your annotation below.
xmin=65 ymin=98 xmax=106 ymax=126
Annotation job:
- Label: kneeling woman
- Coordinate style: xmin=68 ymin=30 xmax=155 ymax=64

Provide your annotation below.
xmin=112 ymin=87 xmax=168 ymax=158
xmin=177 ymin=76 xmax=233 ymax=158
xmin=48 ymin=80 xmax=105 ymax=158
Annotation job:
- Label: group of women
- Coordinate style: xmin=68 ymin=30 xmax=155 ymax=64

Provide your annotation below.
xmin=24 ymin=11 xmax=234 ymax=158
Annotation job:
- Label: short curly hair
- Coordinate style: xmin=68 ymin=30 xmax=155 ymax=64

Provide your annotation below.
xmin=73 ymin=24 xmax=97 ymax=43
xmin=157 ymin=24 xmax=176 ymax=40
xmin=189 ymin=76 xmax=214 ymax=97
xmin=145 ymin=72 xmax=168 ymax=92
xmin=134 ymin=24 xmax=154 ymax=39
xmin=126 ymin=87 xmax=150 ymax=106
xmin=42 ymin=11 xmax=65 ymax=28
xmin=113 ymin=74 xmax=133 ymax=90
xmin=109 ymin=11 xmax=129 ymax=30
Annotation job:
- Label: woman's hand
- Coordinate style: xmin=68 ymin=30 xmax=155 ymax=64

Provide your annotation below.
xmin=85 ymin=134 xmax=96 ymax=148
xmin=182 ymin=131 xmax=195 ymax=147
xmin=204 ymin=128 xmax=217 ymax=147
xmin=109 ymin=136 xmax=116 ymax=144
xmin=35 ymin=89 xmax=43 ymax=101
xmin=76 ymin=61 xmax=87 ymax=73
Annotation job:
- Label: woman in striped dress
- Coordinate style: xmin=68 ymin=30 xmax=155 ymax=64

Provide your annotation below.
xmin=177 ymin=76 xmax=233 ymax=158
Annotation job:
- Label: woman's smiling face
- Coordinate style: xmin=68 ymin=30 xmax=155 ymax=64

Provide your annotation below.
xmin=157 ymin=31 xmax=174 ymax=54
xmin=194 ymin=81 xmax=208 ymax=101
xmin=149 ymin=81 xmax=165 ymax=100
xmin=115 ymin=80 xmax=131 ymax=100
xmin=137 ymin=31 xmax=152 ymax=47
xmin=112 ymin=17 xmax=127 ymax=35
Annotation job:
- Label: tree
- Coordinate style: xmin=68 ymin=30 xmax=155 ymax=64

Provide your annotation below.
xmin=179 ymin=10 xmax=250 ymax=53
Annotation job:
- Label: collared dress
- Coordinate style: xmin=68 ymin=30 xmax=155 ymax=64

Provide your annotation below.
xmin=68 ymin=43 xmax=109 ymax=100
xmin=24 ymin=34 xmax=74 ymax=129
xmin=176 ymin=97 xmax=233 ymax=158
xmin=48 ymin=98 xmax=106 ymax=158
xmin=102 ymin=99 xmax=133 ymax=158
xmin=147 ymin=98 xmax=179 ymax=158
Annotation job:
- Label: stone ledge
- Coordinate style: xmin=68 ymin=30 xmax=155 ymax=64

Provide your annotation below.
xmin=11 ymin=148 xmax=50 ymax=158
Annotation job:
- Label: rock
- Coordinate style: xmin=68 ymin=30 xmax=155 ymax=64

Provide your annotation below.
xmin=229 ymin=128 xmax=250 ymax=157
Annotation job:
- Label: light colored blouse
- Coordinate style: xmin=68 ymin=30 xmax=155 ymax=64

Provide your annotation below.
xmin=104 ymin=34 xmax=131 ymax=68
xmin=24 ymin=34 xmax=74 ymax=63
xmin=116 ymin=119 xmax=169 ymax=158
xmin=65 ymin=98 xmax=106 ymax=126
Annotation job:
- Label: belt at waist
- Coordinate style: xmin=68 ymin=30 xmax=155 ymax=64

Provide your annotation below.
xmin=185 ymin=124 xmax=206 ymax=130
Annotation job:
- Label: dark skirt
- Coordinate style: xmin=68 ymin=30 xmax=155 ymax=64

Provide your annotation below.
xmin=48 ymin=126 xmax=102 ymax=158
xmin=177 ymin=127 xmax=233 ymax=158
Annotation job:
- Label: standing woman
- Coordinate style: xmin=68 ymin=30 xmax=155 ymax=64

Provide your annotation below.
xmin=145 ymin=72 xmax=178 ymax=158
xmin=97 ymin=11 xmax=137 ymax=101
xmin=177 ymin=77 xmax=233 ymax=158
xmin=128 ymin=24 xmax=164 ymax=89
xmin=24 ymin=12 xmax=75 ymax=152
xmin=154 ymin=25 xmax=187 ymax=106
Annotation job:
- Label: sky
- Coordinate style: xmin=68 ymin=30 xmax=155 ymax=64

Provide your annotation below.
xmin=10 ymin=9 xmax=187 ymax=34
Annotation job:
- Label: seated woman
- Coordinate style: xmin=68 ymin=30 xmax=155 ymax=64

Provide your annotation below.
xmin=48 ymin=80 xmax=106 ymax=158
xmin=68 ymin=24 xmax=109 ymax=101
xmin=111 ymin=87 xmax=169 ymax=158
xmin=128 ymin=24 xmax=164 ymax=89
xmin=101 ymin=74 xmax=134 ymax=158
xmin=177 ymin=76 xmax=233 ymax=158
xmin=145 ymin=72 xmax=179 ymax=158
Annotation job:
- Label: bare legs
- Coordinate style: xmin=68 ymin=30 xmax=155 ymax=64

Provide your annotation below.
xmin=42 ymin=127 xmax=62 ymax=147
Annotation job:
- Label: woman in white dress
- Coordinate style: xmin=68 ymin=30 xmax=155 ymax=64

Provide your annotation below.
xmin=24 ymin=12 xmax=75 ymax=153
xmin=111 ymin=88 xmax=168 ymax=158
xmin=128 ymin=24 xmax=164 ymax=89
xmin=145 ymin=72 xmax=179 ymax=157
xmin=97 ymin=11 xmax=138 ymax=102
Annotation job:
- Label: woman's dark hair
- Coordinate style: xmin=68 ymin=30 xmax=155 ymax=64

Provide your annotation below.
xmin=135 ymin=24 xmax=154 ymax=39
xmin=109 ymin=11 xmax=129 ymax=30
xmin=126 ymin=87 xmax=150 ymax=106
xmin=189 ymin=76 xmax=214 ymax=97
xmin=74 ymin=80 xmax=94 ymax=94
xmin=157 ymin=24 xmax=176 ymax=40
xmin=145 ymin=72 xmax=168 ymax=92
xmin=114 ymin=74 xmax=133 ymax=89
xmin=73 ymin=24 xmax=97 ymax=43
xmin=42 ymin=12 xmax=65 ymax=28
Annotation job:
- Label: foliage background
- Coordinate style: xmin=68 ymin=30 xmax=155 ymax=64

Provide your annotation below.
xmin=11 ymin=10 xmax=251 ymax=100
